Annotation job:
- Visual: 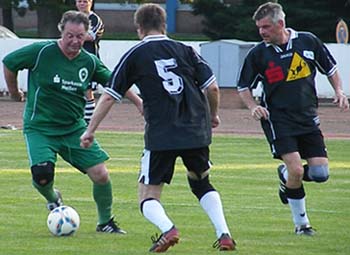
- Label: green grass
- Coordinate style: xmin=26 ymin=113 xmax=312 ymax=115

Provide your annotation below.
xmin=0 ymin=130 xmax=349 ymax=255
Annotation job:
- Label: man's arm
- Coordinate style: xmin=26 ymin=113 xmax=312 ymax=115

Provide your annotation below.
xmin=328 ymin=71 xmax=349 ymax=111
xmin=80 ymin=92 xmax=115 ymax=148
xmin=125 ymin=89 xmax=143 ymax=115
xmin=3 ymin=65 xmax=24 ymax=102
xmin=239 ymin=89 xmax=269 ymax=121
xmin=206 ymin=81 xmax=220 ymax=128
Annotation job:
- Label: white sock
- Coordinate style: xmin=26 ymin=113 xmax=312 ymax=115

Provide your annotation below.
xmin=282 ymin=166 xmax=310 ymax=226
xmin=142 ymin=199 xmax=174 ymax=233
xmin=288 ymin=198 xmax=310 ymax=226
xmin=200 ymin=191 xmax=230 ymax=238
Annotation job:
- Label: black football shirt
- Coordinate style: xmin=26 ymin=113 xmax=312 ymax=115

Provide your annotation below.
xmin=237 ymin=29 xmax=337 ymax=140
xmin=83 ymin=11 xmax=104 ymax=57
xmin=106 ymin=35 xmax=216 ymax=150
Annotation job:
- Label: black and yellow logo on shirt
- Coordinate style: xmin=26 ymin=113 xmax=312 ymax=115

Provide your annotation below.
xmin=286 ymin=52 xmax=311 ymax=81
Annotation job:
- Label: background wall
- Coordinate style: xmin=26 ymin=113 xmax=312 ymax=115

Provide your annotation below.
xmin=0 ymin=38 xmax=349 ymax=98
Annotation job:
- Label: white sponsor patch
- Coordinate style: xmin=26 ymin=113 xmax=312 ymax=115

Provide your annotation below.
xmin=53 ymin=74 xmax=60 ymax=83
xmin=79 ymin=68 xmax=88 ymax=82
xmin=303 ymin=50 xmax=314 ymax=60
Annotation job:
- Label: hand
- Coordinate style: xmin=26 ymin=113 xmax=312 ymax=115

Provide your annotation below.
xmin=137 ymin=102 xmax=144 ymax=116
xmin=251 ymin=105 xmax=269 ymax=121
xmin=211 ymin=115 xmax=220 ymax=128
xmin=80 ymin=131 xmax=95 ymax=148
xmin=333 ymin=92 xmax=349 ymax=111
xmin=11 ymin=90 xmax=25 ymax=102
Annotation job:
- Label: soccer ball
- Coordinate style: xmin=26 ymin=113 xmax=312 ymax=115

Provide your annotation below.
xmin=47 ymin=206 xmax=80 ymax=236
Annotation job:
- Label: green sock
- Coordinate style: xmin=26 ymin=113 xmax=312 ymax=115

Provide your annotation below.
xmin=32 ymin=180 xmax=57 ymax=202
xmin=93 ymin=180 xmax=113 ymax=225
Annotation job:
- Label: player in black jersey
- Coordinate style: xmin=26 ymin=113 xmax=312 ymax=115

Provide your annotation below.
xmin=76 ymin=0 xmax=104 ymax=56
xmin=76 ymin=0 xmax=105 ymax=124
xmin=237 ymin=2 xmax=349 ymax=236
xmin=81 ymin=3 xmax=236 ymax=252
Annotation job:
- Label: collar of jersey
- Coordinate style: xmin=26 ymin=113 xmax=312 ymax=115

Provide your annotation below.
xmin=264 ymin=28 xmax=298 ymax=52
xmin=142 ymin=34 xmax=169 ymax=42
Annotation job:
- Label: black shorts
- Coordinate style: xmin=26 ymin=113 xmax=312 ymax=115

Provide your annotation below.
xmin=270 ymin=130 xmax=328 ymax=159
xmin=138 ymin=147 xmax=211 ymax=185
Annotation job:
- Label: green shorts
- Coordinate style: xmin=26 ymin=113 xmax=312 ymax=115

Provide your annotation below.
xmin=24 ymin=128 xmax=109 ymax=173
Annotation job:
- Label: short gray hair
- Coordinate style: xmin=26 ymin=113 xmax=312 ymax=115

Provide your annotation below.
xmin=252 ymin=2 xmax=285 ymax=24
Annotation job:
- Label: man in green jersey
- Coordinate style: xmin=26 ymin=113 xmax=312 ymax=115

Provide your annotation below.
xmin=2 ymin=10 xmax=142 ymax=234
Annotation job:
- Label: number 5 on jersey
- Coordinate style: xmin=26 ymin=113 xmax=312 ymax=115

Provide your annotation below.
xmin=155 ymin=58 xmax=184 ymax=95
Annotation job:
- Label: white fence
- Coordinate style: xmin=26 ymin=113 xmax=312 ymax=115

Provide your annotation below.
xmin=0 ymin=38 xmax=349 ymax=97
xmin=0 ymin=38 xmax=202 ymax=94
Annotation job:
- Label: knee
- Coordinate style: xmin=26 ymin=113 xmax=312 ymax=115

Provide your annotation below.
xmin=289 ymin=165 xmax=304 ymax=182
xmin=31 ymin=162 xmax=55 ymax=186
xmin=308 ymin=165 xmax=329 ymax=183
xmin=94 ymin=170 xmax=109 ymax=184
xmin=89 ymin=166 xmax=109 ymax=184
xmin=187 ymin=173 xmax=215 ymax=200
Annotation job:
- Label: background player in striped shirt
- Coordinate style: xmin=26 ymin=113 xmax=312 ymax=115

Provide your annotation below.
xmin=76 ymin=0 xmax=105 ymax=124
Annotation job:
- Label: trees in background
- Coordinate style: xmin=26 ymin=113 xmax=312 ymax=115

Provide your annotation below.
xmin=2 ymin=0 xmax=350 ymax=41
xmin=192 ymin=0 xmax=350 ymax=42
xmin=0 ymin=0 xmax=74 ymax=38
xmin=0 ymin=0 xmax=24 ymax=31
xmin=35 ymin=0 xmax=74 ymax=38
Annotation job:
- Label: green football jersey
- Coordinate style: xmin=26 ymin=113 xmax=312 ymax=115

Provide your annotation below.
xmin=3 ymin=41 xmax=111 ymax=136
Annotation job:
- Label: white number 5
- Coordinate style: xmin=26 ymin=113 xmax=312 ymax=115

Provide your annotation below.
xmin=154 ymin=58 xmax=184 ymax=94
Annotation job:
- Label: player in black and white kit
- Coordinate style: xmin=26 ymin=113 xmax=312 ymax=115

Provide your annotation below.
xmin=80 ymin=3 xmax=236 ymax=253
xmin=76 ymin=0 xmax=105 ymax=124
xmin=82 ymin=4 xmax=104 ymax=56
xmin=237 ymin=2 xmax=349 ymax=236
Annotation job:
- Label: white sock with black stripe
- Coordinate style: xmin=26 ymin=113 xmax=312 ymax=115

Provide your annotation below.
xmin=142 ymin=199 xmax=174 ymax=233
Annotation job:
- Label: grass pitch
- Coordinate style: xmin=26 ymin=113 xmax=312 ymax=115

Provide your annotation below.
xmin=0 ymin=130 xmax=349 ymax=255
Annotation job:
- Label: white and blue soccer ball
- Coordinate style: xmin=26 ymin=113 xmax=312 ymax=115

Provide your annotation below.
xmin=47 ymin=206 xmax=80 ymax=236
